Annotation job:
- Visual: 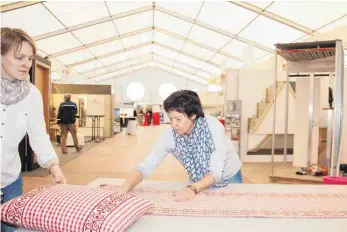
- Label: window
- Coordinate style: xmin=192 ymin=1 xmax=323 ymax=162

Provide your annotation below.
xmin=126 ymin=82 xmax=145 ymax=101
xmin=158 ymin=83 xmax=177 ymax=100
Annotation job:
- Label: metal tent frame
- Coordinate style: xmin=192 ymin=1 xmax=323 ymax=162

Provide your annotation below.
xmin=271 ymin=40 xmax=344 ymax=179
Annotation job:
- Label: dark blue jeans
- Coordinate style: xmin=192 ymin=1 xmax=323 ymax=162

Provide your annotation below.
xmin=1 ymin=174 xmax=23 ymax=232
xmin=225 ymin=170 xmax=243 ymax=184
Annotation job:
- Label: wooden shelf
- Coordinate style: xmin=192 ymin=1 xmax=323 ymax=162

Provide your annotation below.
xmin=269 ymin=174 xmax=323 ymax=184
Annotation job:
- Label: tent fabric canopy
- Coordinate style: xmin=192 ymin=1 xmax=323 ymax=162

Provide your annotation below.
xmin=1 ymin=1 xmax=346 ymax=84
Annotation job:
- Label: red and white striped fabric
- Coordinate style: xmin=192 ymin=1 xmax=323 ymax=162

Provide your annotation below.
xmin=100 ymin=185 xmax=347 ymax=219
xmin=1 ymin=184 xmax=153 ymax=232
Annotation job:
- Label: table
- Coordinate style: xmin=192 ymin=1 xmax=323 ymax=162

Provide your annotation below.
xmin=16 ymin=179 xmax=347 ymax=232
xmin=92 ymin=179 xmax=346 ymax=232
xmin=86 ymin=115 xmax=104 ymax=143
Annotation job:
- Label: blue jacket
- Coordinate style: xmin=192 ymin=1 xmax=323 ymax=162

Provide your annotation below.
xmin=57 ymin=100 xmax=78 ymax=124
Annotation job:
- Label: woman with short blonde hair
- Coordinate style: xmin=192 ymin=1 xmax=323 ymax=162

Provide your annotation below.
xmin=1 ymin=28 xmax=66 ymax=232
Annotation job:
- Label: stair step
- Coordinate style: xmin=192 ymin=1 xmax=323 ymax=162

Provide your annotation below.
xmin=248 ymin=117 xmax=258 ymax=132
xmin=257 ymin=102 xmax=269 ymax=118
xmin=266 ymin=82 xmax=285 ymax=103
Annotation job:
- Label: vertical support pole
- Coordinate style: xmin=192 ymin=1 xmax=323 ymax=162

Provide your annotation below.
xmin=271 ymin=50 xmax=278 ymax=175
xmin=284 ymin=72 xmax=290 ymax=166
xmin=326 ymin=109 xmax=333 ymax=171
xmin=331 ymin=40 xmax=344 ymax=176
xmin=307 ymin=73 xmax=315 ymax=167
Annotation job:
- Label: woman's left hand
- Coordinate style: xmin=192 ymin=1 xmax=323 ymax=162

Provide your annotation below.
xmin=173 ymin=187 xmax=196 ymax=202
xmin=50 ymin=164 xmax=67 ymax=184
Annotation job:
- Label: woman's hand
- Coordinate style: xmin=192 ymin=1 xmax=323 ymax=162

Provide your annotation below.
xmin=173 ymin=187 xmax=196 ymax=202
xmin=117 ymin=186 xmax=130 ymax=194
xmin=49 ymin=164 xmax=67 ymax=184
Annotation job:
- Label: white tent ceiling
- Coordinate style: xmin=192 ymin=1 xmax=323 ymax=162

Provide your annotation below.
xmin=1 ymin=1 xmax=346 ymax=85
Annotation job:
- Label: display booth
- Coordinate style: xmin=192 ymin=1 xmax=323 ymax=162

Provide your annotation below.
xmin=225 ymin=67 xmax=294 ymax=162
xmin=51 ymin=84 xmax=113 ymax=143
xmin=270 ymin=40 xmax=344 ymax=182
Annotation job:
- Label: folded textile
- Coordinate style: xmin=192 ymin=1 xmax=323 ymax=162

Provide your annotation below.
xmin=100 ymin=185 xmax=347 ymax=219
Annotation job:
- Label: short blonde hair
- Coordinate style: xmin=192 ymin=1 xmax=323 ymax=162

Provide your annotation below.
xmin=1 ymin=27 xmax=37 ymax=56
xmin=64 ymin=93 xmax=71 ymax=101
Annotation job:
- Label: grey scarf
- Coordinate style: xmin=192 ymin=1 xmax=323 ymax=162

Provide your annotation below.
xmin=1 ymin=76 xmax=31 ymax=105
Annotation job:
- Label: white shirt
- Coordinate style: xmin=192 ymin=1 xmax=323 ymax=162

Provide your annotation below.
xmin=137 ymin=115 xmax=242 ymax=183
xmin=1 ymin=84 xmax=58 ymax=188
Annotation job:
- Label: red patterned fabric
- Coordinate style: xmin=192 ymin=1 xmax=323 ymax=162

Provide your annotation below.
xmin=100 ymin=185 xmax=347 ymax=219
xmin=1 ymin=184 xmax=153 ymax=232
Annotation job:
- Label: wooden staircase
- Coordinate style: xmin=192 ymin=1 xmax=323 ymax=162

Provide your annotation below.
xmin=248 ymin=82 xmax=296 ymax=133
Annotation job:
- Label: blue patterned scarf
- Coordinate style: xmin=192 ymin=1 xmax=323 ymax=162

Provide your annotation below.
xmin=173 ymin=117 xmax=227 ymax=188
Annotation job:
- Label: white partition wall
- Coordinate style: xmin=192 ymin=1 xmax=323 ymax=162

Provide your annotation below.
xmin=225 ymin=67 xmax=291 ymax=162
xmin=293 ymin=77 xmax=321 ymax=167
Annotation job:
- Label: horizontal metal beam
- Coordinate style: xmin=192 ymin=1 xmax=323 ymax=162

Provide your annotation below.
xmin=83 ymin=53 xmax=153 ymax=75
xmin=94 ymin=61 xmax=151 ymax=80
xmin=155 ymin=5 xmax=274 ymax=53
xmin=89 ymin=57 xmax=152 ymax=78
xmin=94 ymin=64 xmax=207 ymax=87
xmin=48 ymin=26 xmax=242 ymax=64
xmin=68 ymin=42 xmax=152 ymax=67
xmin=93 ymin=60 xmax=208 ymax=85
xmin=155 ymin=66 xmax=208 ymax=86
xmin=153 ymin=60 xmax=207 ymax=80
xmin=83 ymin=52 xmax=211 ymax=78
xmin=0 ymin=1 xmax=43 ymax=13
xmin=94 ymin=65 xmax=148 ymax=82
xmin=49 ymin=27 xmax=152 ymax=58
xmin=153 ymin=53 xmax=211 ymax=76
xmin=315 ymin=14 xmax=347 ymax=32
xmin=70 ymin=40 xmax=220 ymax=70
xmin=34 ymin=5 xmax=153 ymax=41
xmin=154 ymin=41 xmax=220 ymax=67
xmin=229 ymin=1 xmax=317 ymax=35
xmin=155 ymin=27 xmax=242 ymax=62
xmin=94 ymin=58 xmax=206 ymax=81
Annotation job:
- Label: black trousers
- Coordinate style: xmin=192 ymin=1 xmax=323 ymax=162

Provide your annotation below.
xmin=148 ymin=115 xmax=152 ymax=125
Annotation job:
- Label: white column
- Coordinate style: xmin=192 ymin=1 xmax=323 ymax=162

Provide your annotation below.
xmin=293 ymin=77 xmax=321 ymax=167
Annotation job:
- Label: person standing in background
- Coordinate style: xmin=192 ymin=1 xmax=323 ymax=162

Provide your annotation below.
xmin=79 ymin=99 xmax=86 ymax=127
xmin=148 ymin=108 xmax=153 ymax=125
xmin=57 ymin=94 xmax=83 ymax=154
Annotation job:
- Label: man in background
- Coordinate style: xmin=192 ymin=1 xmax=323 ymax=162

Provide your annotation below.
xmin=147 ymin=108 xmax=153 ymax=125
xmin=57 ymin=94 xmax=83 ymax=154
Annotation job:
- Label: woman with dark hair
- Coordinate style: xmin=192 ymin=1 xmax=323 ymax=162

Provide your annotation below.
xmin=119 ymin=90 xmax=242 ymax=202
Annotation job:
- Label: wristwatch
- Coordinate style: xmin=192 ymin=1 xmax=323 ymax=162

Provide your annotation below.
xmin=186 ymin=185 xmax=198 ymax=194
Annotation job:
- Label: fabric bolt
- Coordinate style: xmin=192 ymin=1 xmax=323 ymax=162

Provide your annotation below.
xmin=99 ymin=185 xmax=347 ymax=219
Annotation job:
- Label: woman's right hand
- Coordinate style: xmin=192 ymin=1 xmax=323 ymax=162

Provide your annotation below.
xmin=118 ymin=186 xmax=129 ymax=194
